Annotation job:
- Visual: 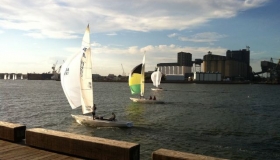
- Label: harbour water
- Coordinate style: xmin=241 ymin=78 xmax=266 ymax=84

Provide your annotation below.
xmin=0 ymin=80 xmax=280 ymax=160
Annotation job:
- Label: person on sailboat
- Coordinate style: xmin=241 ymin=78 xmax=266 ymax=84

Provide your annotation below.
xmin=108 ymin=112 xmax=116 ymax=121
xmin=149 ymin=96 xmax=152 ymax=100
xmin=153 ymin=96 xmax=156 ymax=100
xmin=92 ymin=104 xmax=97 ymax=119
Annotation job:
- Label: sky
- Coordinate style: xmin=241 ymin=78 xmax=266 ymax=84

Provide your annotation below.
xmin=0 ymin=0 xmax=279 ymax=76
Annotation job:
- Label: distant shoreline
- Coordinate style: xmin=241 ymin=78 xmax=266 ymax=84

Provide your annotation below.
xmin=92 ymin=80 xmax=279 ymax=85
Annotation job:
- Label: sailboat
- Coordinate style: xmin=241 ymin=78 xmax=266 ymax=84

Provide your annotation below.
xmin=61 ymin=25 xmax=133 ymax=128
xmin=129 ymin=53 xmax=164 ymax=104
xmin=151 ymin=67 xmax=163 ymax=91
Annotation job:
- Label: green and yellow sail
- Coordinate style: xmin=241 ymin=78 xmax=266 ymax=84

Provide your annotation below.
xmin=129 ymin=54 xmax=145 ymax=96
xmin=129 ymin=64 xmax=142 ymax=95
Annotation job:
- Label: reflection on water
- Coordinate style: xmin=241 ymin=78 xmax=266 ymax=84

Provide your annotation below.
xmin=0 ymin=80 xmax=280 ymax=160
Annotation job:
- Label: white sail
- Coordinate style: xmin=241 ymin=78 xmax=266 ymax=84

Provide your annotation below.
xmin=21 ymin=75 xmax=23 ymax=79
xmin=140 ymin=53 xmax=145 ymax=97
xmin=151 ymin=68 xmax=162 ymax=88
xmin=62 ymin=25 xmax=133 ymax=127
xmin=61 ymin=25 xmax=93 ymax=114
xmin=4 ymin=74 xmax=6 ymax=80
xmin=7 ymin=74 xmax=10 ymax=79
xmin=12 ymin=74 xmax=15 ymax=80
xmin=80 ymin=26 xmax=93 ymax=114
xmin=15 ymin=74 xmax=17 ymax=80
xmin=151 ymin=72 xmax=156 ymax=86
xmin=61 ymin=51 xmax=82 ymax=108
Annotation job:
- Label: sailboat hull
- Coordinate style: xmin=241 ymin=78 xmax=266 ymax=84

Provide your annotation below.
xmin=71 ymin=114 xmax=133 ymax=128
xmin=130 ymin=98 xmax=165 ymax=104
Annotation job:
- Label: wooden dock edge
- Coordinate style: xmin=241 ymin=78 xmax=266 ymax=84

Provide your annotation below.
xmin=152 ymin=148 xmax=228 ymax=160
xmin=0 ymin=122 xmax=228 ymax=160
xmin=0 ymin=121 xmax=26 ymax=142
xmin=26 ymin=128 xmax=140 ymax=160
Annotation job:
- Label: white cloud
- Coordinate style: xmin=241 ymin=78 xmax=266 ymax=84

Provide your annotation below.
xmin=243 ymin=0 xmax=269 ymax=8
xmin=0 ymin=0 xmax=271 ymax=76
xmin=49 ymin=41 xmax=227 ymax=75
xmin=168 ymin=33 xmax=178 ymax=38
xmin=92 ymin=42 xmax=102 ymax=47
xmin=0 ymin=0 xmax=270 ymax=39
xmin=79 ymin=43 xmax=228 ymax=75
xmin=178 ymin=32 xmax=227 ymax=43
xmin=127 ymin=46 xmax=139 ymax=54
xmin=106 ymin=32 xmax=117 ymax=36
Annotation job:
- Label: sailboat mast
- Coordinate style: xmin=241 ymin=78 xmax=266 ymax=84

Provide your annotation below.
xmin=80 ymin=25 xmax=94 ymax=114
xmin=140 ymin=53 xmax=145 ymax=97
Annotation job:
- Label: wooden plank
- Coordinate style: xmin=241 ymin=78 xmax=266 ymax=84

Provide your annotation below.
xmin=0 ymin=140 xmax=83 ymax=160
xmin=0 ymin=147 xmax=35 ymax=159
xmin=24 ymin=152 xmax=60 ymax=159
xmin=0 ymin=121 xmax=26 ymax=142
xmin=0 ymin=144 xmax=25 ymax=152
xmin=0 ymin=141 xmax=14 ymax=147
xmin=39 ymin=154 xmax=72 ymax=160
xmin=1 ymin=147 xmax=55 ymax=159
xmin=152 ymin=148 xmax=228 ymax=160
xmin=18 ymin=151 xmax=58 ymax=160
xmin=0 ymin=149 xmax=34 ymax=159
xmin=26 ymin=128 xmax=140 ymax=160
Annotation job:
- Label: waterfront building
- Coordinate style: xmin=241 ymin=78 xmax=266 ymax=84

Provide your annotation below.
xmin=193 ymin=72 xmax=222 ymax=81
xmin=226 ymin=49 xmax=250 ymax=66
xmin=203 ymin=47 xmax=251 ymax=80
xmin=177 ymin=52 xmax=192 ymax=66
xmin=0 ymin=73 xmax=26 ymax=79
xmin=155 ymin=48 xmax=252 ymax=81
xmin=226 ymin=48 xmax=250 ymax=79
xmin=157 ymin=52 xmax=193 ymax=80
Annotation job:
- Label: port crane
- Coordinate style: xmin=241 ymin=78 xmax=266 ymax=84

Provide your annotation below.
xmin=269 ymin=58 xmax=280 ymax=83
xmin=121 ymin=64 xmax=126 ymax=76
xmin=254 ymin=57 xmax=280 ymax=83
xmin=51 ymin=61 xmax=58 ymax=73
xmin=51 ymin=60 xmax=62 ymax=80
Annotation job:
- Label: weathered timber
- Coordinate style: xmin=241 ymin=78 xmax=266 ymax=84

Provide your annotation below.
xmin=152 ymin=149 xmax=228 ymax=160
xmin=26 ymin=128 xmax=140 ymax=160
xmin=0 ymin=139 xmax=82 ymax=159
xmin=0 ymin=121 xmax=26 ymax=142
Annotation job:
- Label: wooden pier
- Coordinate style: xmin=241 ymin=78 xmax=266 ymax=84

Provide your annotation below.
xmin=0 ymin=139 xmax=83 ymax=159
xmin=0 ymin=121 xmax=227 ymax=160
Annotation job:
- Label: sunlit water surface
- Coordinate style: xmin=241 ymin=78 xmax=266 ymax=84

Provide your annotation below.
xmin=0 ymin=80 xmax=280 ymax=160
